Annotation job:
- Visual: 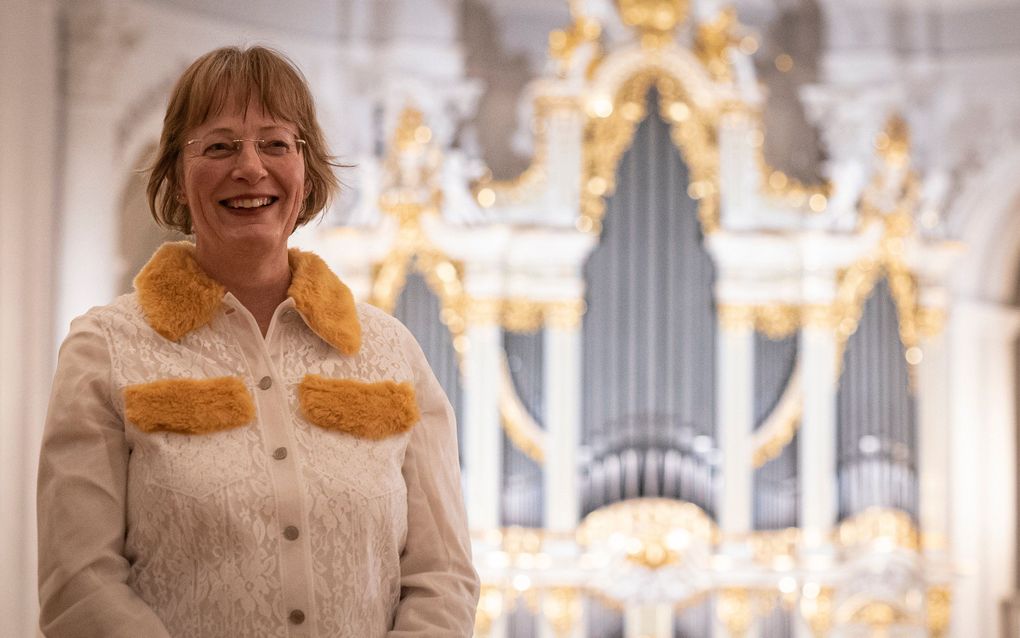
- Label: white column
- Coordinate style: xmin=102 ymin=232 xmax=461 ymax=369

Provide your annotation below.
xmin=625 ymin=604 xmax=673 ymax=638
xmin=463 ymin=308 xmax=505 ymax=638
xmin=540 ymin=303 xmax=586 ymax=638
xmin=794 ymin=306 xmax=838 ymax=638
xmin=948 ymin=300 xmax=1020 ymax=638
xmin=0 ymin=1 xmax=58 ymax=636
xmin=798 ymin=308 xmax=838 ymax=540
xmin=462 ymin=307 xmax=504 ymax=532
xmin=717 ymin=309 xmax=755 ymax=535
xmin=543 ymin=319 xmax=582 ymax=532
xmin=917 ymin=315 xmax=950 ymax=557
xmin=714 ymin=308 xmax=756 ymax=638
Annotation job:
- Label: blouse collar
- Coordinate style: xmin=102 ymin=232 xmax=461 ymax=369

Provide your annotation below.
xmin=133 ymin=241 xmax=361 ymax=355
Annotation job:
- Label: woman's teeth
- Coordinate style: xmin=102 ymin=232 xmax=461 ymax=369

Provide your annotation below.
xmin=224 ymin=196 xmax=274 ymax=209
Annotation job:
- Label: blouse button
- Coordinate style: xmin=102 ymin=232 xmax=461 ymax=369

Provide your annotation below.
xmin=258 ymin=376 xmax=272 ymax=390
xmin=283 ymin=525 xmax=300 ymax=541
xmin=288 ymin=609 xmax=305 ymax=625
xmin=272 ymin=447 xmax=288 ymax=460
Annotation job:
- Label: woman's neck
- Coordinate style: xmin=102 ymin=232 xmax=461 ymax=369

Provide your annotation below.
xmin=195 ymin=243 xmax=291 ymax=336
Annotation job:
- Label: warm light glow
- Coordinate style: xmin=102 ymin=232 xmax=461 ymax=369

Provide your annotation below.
xmin=590 ymin=96 xmax=614 ymax=118
xmin=779 ymin=577 xmax=798 ymax=594
xmin=668 ymin=101 xmax=691 ymax=122
xmin=477 ymin=187 xmax=496 ymax=208
xmin=739 ymin=36 xmax=759 ymax=55
xmin=905 ymin=346 xmax=923 ymax=365
xmin=512 ymin=574 xmax=532 ymax=592
xmin=413 ymin=125 xmax=432 ymax=144
xmin=775 ymin=54 xmax=794 ymax=72
xmin=809 ymin=193 xmax=828 ymax=211
xmin=803 ymin=582 xmax=821 ymax=599
xmin=587 ymin=176 xmax=608 ymax=195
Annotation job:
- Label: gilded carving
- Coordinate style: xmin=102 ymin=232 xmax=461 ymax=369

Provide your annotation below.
xmin=716 ymin=587 xmax=753 ymax=637
xmin=576 ymin=498 xmax=718 ymax=570
xmin=616 ymin=0 xmax=689 ymax=47
xmin=800 ymin=585 xmax=835 ymax=637
xmin=694 ymin=7 xmax=740 ymax=82
xmin=925 ymin=585 xmax=951 ymax=638
xmin=582 ymin=69 xmax=720 ymax=235
xmin=542 ymin=587 xmax=583 ymax=636
xmin=836 ymin=507 xmax=920 ymax=552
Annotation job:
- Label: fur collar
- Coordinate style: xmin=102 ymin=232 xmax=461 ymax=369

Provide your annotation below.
xmin=134 ymin=242 xmax=361 ymax=355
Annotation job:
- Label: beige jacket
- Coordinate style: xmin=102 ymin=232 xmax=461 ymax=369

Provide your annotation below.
xmin=37 ymin=242 xmax=479 ymax=637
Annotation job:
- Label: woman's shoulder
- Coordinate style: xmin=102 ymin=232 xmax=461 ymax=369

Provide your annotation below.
xmin=353 ymin=301 xmax=421 ymax=353
xmin=65 ymin=293 xmax=147 ymax=341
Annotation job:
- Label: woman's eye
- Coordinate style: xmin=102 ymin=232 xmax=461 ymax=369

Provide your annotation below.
xmin=262 ymin=139 xmax=292 ymax=156
xmin=203 ymin=142 xmax=235 ymax=157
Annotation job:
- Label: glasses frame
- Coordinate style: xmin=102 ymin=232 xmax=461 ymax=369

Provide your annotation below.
xmin=183 ymin=135 xmax=307 ymax=160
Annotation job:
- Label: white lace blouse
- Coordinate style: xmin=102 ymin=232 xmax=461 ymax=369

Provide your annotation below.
xmin=37 ymin=243 xmax=479 ymax=637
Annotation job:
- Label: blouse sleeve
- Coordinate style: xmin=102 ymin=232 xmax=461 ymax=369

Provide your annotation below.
xmin=389 ymin=328 xmax=480 ymax=636
xmin=37 ymin=314 xmax=171 ymax=638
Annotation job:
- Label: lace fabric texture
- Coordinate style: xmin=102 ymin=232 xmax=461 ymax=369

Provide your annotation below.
xmin=97 ymin=297 xmax=416 ymax=636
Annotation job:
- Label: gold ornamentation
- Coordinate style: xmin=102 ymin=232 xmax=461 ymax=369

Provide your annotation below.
xmin=832 ymin=116 xmax=943 ymax=385
xmin=499 ymin=354 xmax=548 ymax=463
xmin=717 ymin=303 xmax=801 ymax=338
xmin=475 ymin=585 xmax=504 ymax=637
xmin=545 ymin=299 xmax=587 ymax=330
xmin=582 ymin=69 xmax=720 ymax=235
xmin=800 ymin=585 xmax=835 ymax=637
xmin=836 ymin=507 xmax=920 ymax=552
xmin=616 ymin=0 xmax=689 ymax=47
xmin=753 ymin=304 xmax=801 ymax=339
xmin=543 ymin=587 xmax=583 ymax=637
xmin=925 ymin=585 xmax=951 ymax=638
xmin=694 ymin=7 xmax=740 ymax=82
xmin=465 ymin=297 xmax=503 ymax=326
xmin=502 ymin=299 xmax=546 ymax=333
xmin=717 ymin=587 xmax=753 ymax=637
xmin=471 ymin=96 xmax=580 ymax=209
xmin=549 ymin=0 xmax=602 ymax=74
xmin=846 ymin=600 xmax=910 ymax=629
xmin=746 ymin=527 xmax=801 ymax=566
xmin=717 ymin=303 xmax=755 ymax=331
xmin=576 ymin=498 xmax=718 ymax=569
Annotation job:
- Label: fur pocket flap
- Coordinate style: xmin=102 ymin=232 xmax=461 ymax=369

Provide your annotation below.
xmin=124 ymin=376 xmax=255 ymax=434
xmin=298 ymin=375 xmax=420 ymax=439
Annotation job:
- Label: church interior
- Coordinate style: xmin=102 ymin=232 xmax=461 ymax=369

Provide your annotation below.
xmin=4 ymin=0 xmax=1020 ymax=636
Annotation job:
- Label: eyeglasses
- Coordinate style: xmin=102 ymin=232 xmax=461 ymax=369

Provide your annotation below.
xmin=184 ymin=133 xmax=306 ymax=160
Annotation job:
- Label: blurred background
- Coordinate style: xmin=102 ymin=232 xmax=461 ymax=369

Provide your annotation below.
xmin=3 ymin=0 xmax=1020 ymax=636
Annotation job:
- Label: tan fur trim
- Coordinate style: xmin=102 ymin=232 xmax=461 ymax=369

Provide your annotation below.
xmin=134 ymin=242 xmax=225 ymax=341
xmin=287 ymin=249 xmax=361 ymax=355
xmin=134 ymin=242 xmax=362 ymax=354
xmin=124 ymin=376 xmax=255 ymax=434
xmin=298 ymin=375 xmax=419 ymax=439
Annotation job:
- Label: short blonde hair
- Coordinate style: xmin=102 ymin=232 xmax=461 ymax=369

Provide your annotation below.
xmin=147 ymin=46 xmax=341 ymax=234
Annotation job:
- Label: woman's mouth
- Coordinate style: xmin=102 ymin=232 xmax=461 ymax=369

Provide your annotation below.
xmin=220 ymin=196 xmax=278 ymax=210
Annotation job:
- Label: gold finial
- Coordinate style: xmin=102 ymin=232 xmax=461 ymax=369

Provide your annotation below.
xmin=694 ymin=6 xmax=740 ymax=81
xmin=875 ymin=113 xmax=910 ymax=168
xmin=616 ymin=0 xmax=689 ymax=46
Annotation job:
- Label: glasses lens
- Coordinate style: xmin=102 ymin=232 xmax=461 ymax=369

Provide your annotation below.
xmin=258 ymin=136 xmax=296 ymax=157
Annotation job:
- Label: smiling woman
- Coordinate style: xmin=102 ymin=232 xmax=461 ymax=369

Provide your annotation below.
xmin=36 ymin=46 xmax=479 ymax=638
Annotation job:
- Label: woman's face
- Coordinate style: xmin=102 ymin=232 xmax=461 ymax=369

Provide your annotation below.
xmin=180 ymin=96 xmax=307 ymax=257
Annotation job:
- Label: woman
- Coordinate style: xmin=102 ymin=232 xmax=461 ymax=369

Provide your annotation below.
xmin=37 ymin=46 xmax=479 ymax=637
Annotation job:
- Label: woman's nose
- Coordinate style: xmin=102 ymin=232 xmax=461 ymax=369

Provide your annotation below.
xmin=231 ymin=141 xmax=268 ymax=182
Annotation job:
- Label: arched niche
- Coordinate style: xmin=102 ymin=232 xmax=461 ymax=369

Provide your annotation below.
xmin=501 ymin=329 xmax=543 ymax=528
xmin=753 ymin=332 xmax=799 ymax=530
xmin=836 ymin=278 xmax=918 ymax=521
xmin=580 ymin=87 xmax=718 ymax=519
